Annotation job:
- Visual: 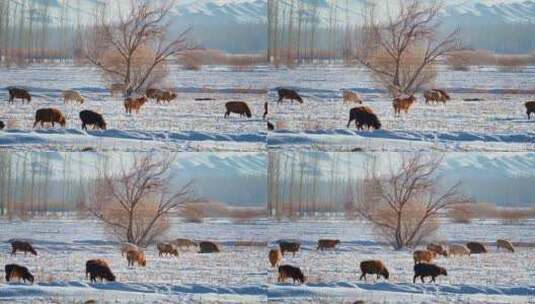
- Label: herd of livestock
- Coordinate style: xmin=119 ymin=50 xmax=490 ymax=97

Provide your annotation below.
xmin=4 ymin=238 xmax=518 ymax=286
xmin=1 ymin=86 xmax=534 ymax=133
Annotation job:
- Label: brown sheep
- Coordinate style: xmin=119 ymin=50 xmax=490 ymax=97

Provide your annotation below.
xmin=496 ymin=239 xmax=515 ymax=253
xmin=413 ymin=263 xmax=447 ymax=283
xmin=225 ymin=101 xmax=252 ymax=118
xmin=525 ymin=101 xmax=535 ymax=120
xmin=124 ymin=96 xmax=148 ymax=114
xmin=157 ymin=242 xmax=178 ymax=257
xmin=199 ymin=241 xmax=220 ymax=253
xmin=8 ymin=88 xmax=31 ymax=104
xmin=393 ymin=95 xmax=416 ymax=115
xmin=413 ymin=250 xmax=437 ymax=264
xmin=62 ymin=90 xmax=85 ymax=104
xmin=86 ymin=259 xmax=115 ymax=283
xmin=359 ymin=260 xmax=389 ymax=281
xmin=5 ymin=264 xmax=34 ymax=284
xmin=126 ymin=249 xmax=147 ymax=267
xmin=155 ymin=91 xmax=177 ymax=104
xmin=278 ymin=88 xmax=303 ymax=104
xmin=427 ymin=243 xmax=448 ymax=257
xmin=172 ymin=238 xmax=198 ymax=249
xmin=347 ymin=106 xmax=381 ymax=130
xmin=466 ymin=242 xmax=487 ymax=254
xmin=448 ymin=244 xmax=470 ymax=257
xmin=279 ymin=241 xmax=300 ymax=257
xmin=269 ymin=249 xmax=282 ymax=267
xmin=343 ymin=90 xmax=363 ymax=104
xmin=278 ymin=265 xmax=306 ymax=284
xmin=33 ymin=108 xmax=66 ymax=128
xmin=317 ymin=239 xmax=340 ymax=251
xmin=11 ymin=240 xmax=37 ymax=256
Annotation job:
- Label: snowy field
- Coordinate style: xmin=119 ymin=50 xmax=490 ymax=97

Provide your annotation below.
xmin=0 ymin=64 xmax=268 ymax=152
xmin=266 ymin=65 xmax=535 ymax=151
xmin=266 ymin=218 xmax=535 ymax=303
xmin=1 ymin=217 xmax=534 ymax=303
xmin=0 ymin=218 xmax=269 ymax=303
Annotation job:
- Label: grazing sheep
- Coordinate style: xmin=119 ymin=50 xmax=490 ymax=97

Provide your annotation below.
xmin=5 ymin=264 xmax=34 ymax=284
xmin=146 ymin=88 xmax=163 ymax=100
xmin=124 ymin=96 xmax=148 ymax=114
xmin=80 ymin=110 xmax=106 ymax=130
xmin=424 ymin=89 xmax=450 ymax=104
xmin=157 ymin=242 xmax=178 ymax=257
xmin=155 ymin=91 xmax=177 ymax=104
xmin=448 ymin=244 xmax=470 ymax=257
xmin=525 ymin=101 xmax=535 ymax=120
xmin=427 ymin=243 xmax=448 ymax=257
xmin=263 ymin=102 xmax=268 ymax=120
xmin=343 ymin=90 xmax=363 ymax=104
xmin=126 ymin=249 xmax=147 ymax=267
xmin=359 ymin=260 xmax=389 ymax=281
xmin=10 ymin=240 xmax=37 ymax=256
xmin=413 ymin=250 xmax=437 ymax=264
xmin=0 ymin=121 xmax=4 ymax=130
xmin=62 ymin=90 xmax=85 ymax=104
xmin=199 ymin=241 xmax=220 ymax=253
xmin=269 ymin=249 xmax=282 ymax=267
xmin=279 ymin=241 xmax=300 ymax=257
xmin=110 ymin=83 xmax=126 ymax=97
xmin=393 ymin=95 xmax=416 ymax=115
xmin=86 ymin=259 xmax=115 ymax=283
xmin=172 ymin=238 xmax=198 ymax=249
xmin=317 ymin=239 xmax=340 ymax=251
xmin=267 ymin=121 xmax=274 ymax=131
xmin=496 ymin=239 xmax=515 ymax=253
xmin=278 ymin=88 xmax=303 ymax=104
xmin=33 ymin=108 xmax=66 ymax=128
xmin=278 ymin=265 xmax=306 ymax=284
xmin=225 ymin=101 xmax=252 ymax=118
xmin=8 ymin=88 xmax=31 ymax=104
xmin=120 ymin=242 xmax=139 ymax=256
xmin=347 ymin=106 xmax=381 ymax=130
xmin=413 ymin=263 xmax=447 ymax=283
xmin=466 ymin=242 xmax=487 ymax=254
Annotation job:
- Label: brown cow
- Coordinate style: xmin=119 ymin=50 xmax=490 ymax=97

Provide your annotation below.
xmin=11 ymin=240 xmax=37 ymax=256
xmin=317 ymin=239 xmax=340 ymax=251
xmin=413 ymin=250 xmax=437 ymax=264
xmin=279 ymin=241 xmax=300 ymax=257
xmin=424 ymin=89 xmax=450 ymax=104
xmin=124 ymin=96 xmax=148 ymax=114
xmin=225 ymin=101 xmax=252 ymax=118
xmin=8 ymin=88 xmax=31 ymax=104
xmin=278 ymin=88 xmax=303 ymax=104
xmin=393 ymin=95 xmax=416 ymax=115
xmin=466 ymin=242 xmax=487 ymax=254
xmin=525 ymin=101 xmax=535 ymax=120
xmin=157 ymin=242 xmax=178 ymax=257
xmin=199 ymin=241 xmax=220 ymax=253
xmin=86 ymin=259 xmax=115 ymax=283
xmin=278 ymin=265 xmax=306 ymax=284
xmin=156 ymin=91 xmax=177 ymax=104
xmin=33 ymin=108 xmax=66 ymax=128
xmin=359 ymin=260 xmax=389 ymax=281
xmin=126 ymin=249 xmax=147 ymax=267
xmin=269 ymin=249 xmax=282 ymax=267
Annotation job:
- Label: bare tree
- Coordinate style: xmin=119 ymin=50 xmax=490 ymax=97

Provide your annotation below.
xmin=87 ymin=154 xmax=195 ymax=247
xmin=353 ymin=153 xmax=469 ymax=250
xmin=85 ymin=0 xmax=194 ymax=96
xmin=355 ymin=0 xmax=463 ymax=96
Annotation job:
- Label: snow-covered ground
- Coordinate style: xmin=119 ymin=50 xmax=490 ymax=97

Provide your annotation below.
xmin=1 ymin=217 xmax=534 ymax=303
xmin=0 ymin=218 xmax=269 ymax=303
xmin=267 ymin=65 xmax=535 ymax=151
xmin=0 ymin=64 xmax=268 ymax=152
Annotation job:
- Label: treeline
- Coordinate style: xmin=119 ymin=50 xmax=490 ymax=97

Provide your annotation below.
xmin=0 ymin=0 xmax=102 ymax=66
xmin=267 ymin=0 xmax=359 ymax=66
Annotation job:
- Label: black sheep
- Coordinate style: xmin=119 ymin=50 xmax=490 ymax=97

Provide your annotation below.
xmin=347 ymin=106 xmax=381 ymax=130
xmin=80 ymin=110 xmax=107 ymax=130
xmin=5 ymin=264 xmax=34 ymax=284
xmin=278 ymin=265 xmax=306 ymax=284
xmin=413 ymin=263 xmax=447 ymax=283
